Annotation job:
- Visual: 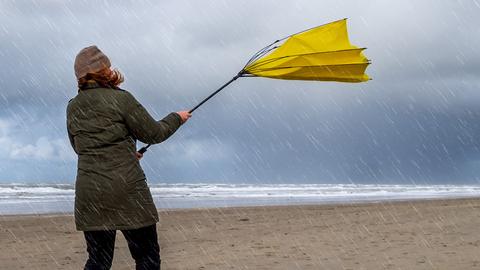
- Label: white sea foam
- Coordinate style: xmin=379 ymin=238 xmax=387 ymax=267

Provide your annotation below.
xmin=0 ymin=183 xmax=479 ymax=215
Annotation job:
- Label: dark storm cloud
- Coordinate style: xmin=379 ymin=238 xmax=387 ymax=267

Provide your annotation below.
xmin=0 ymin=0 xmax=479 ymax=183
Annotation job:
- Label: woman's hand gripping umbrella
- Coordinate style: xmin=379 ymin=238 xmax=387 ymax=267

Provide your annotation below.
xmin=138 ymin=18 xmax=370 ymax=154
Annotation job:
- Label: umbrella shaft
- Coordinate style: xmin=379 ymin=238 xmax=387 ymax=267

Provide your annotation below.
xmin=189 ymin=74 xmax=241 ymax=113
xmin=138 ymin=73 xmax=242 ymax=154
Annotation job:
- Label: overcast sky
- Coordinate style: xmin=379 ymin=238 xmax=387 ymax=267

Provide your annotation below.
xmin=1 ymin=0 xmax=480 ymax=184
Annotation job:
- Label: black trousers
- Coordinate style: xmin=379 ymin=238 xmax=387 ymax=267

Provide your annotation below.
xmin=83 ymin=224 xmax=160 ymax=270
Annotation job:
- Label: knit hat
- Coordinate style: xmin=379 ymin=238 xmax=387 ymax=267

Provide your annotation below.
xmin=74 ymin=46 xmax=111 ymax=79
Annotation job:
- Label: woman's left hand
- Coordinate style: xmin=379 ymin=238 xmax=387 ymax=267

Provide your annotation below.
xmin=135 ymin=151 xmax=143 ymax=160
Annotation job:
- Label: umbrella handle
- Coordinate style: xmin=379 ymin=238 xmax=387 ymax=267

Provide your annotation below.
xmin=138 ymin=145 xmax=150 ymax=154
xmin=137 ymin=72 xmax=243 ymax=154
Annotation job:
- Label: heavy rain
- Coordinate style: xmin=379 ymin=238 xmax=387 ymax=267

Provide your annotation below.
xmin=1 ymin=0 xmax=480 ymax=269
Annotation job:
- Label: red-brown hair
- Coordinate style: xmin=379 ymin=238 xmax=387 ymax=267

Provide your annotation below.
xmin=78 ymin=68 xmax=124 ymax=89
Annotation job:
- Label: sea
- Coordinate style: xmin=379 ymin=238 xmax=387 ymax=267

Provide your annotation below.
xmin=1 ymin=183 xmax=480 ymax=215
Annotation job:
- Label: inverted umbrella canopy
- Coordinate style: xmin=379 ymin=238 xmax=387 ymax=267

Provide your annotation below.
xmin=243 ymin=18 xmax=370 ymax=82
xmin=138 ymin=19 xmax=370 ymax=154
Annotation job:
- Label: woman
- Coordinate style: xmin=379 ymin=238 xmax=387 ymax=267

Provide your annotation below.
xmin=67 ymin=45 xmax=191 ymax=270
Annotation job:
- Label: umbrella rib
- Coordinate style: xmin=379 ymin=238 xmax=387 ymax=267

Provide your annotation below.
xmin=246 ymin=62 xmax=370 ymax=73
xmin=243 ymin=46 xmax=279 ymax=70
xmin=245 ymin=48 xmax=368 ymax=71
xmin=243 ymin=41 xmax=281 ymax=68
xmin=240 ymin=74 xmax=258 ymax=77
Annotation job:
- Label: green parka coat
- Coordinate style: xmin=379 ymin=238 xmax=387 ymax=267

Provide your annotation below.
xmin=67 ymin=82 xmax=182 ymax=231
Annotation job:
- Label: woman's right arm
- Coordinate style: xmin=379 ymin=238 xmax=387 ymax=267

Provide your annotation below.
xmin=122 ymin=91 xmax=184 ymax=144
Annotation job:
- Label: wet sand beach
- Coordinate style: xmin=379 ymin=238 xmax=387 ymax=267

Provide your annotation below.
xmin=1 ymin=198 xmax=480 ymax=269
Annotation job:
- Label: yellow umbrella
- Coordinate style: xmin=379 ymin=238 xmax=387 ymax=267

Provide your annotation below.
xmin=243 ymin=19 xmax=370 ymax=82
xmin=139 ymin=19 xmax=370 ymax=154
